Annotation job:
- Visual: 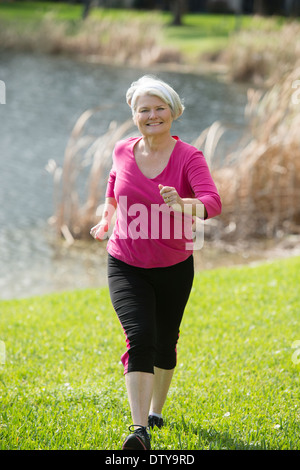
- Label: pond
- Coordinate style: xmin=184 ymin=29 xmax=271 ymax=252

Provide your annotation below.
xmin=0 ymin=52 xmax=248 ymax=299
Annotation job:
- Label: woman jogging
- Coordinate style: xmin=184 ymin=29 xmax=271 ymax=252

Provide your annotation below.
xmin=90 ymin=75 xmax=222 ymax=450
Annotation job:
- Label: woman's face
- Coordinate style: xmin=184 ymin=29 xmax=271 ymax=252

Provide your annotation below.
xmin=134 ymin=94 xmax=173 ymax=138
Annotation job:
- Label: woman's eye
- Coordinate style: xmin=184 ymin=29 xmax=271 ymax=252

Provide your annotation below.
xmin=138 ymin=107 xmax=165 ymax=113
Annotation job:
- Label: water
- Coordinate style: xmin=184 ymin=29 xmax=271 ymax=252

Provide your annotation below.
xmin=0 ymin=52 xmax=248 ymax=300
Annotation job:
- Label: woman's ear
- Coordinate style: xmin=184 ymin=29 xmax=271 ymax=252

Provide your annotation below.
xmin=132 ymin=114 xmax=137 ymax=126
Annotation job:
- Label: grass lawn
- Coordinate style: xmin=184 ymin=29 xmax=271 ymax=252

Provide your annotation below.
xmin=0 ymin=1 xmax=291 ymax=61
xmin=0 ymin=256 xmax=299 ymax=450
xmin=162 ymin=13 xmax=286 ymax=57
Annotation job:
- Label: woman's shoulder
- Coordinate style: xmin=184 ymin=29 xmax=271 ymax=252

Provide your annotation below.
xmin=174 ymin=137 xmax=204 ymax=159
xmin=115 ymin=136 xmax=141 ymax=151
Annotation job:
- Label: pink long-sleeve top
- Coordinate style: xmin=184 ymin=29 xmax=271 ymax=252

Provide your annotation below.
xmin=105 ymin=136 xmax=222 ymax=268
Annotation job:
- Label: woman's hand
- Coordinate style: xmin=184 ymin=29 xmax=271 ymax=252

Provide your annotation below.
xmin=158 ymin=184 xmax=183 ymax=210
xmin=158 ymin=184 xmax=207 ymax=218
xmin=90 ymin=220 xmax=109 ymax=241
xmin=90 ymin=197 xmax=117 ymax=241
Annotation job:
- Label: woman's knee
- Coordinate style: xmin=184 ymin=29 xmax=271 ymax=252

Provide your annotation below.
xmin=123 ymin=330 xmax=156 ymax=374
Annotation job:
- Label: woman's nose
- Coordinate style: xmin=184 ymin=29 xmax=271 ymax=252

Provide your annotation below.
xmin=148 ymin=109 xmax=157 ymax=119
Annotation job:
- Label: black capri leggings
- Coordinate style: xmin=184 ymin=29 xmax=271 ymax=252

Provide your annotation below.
xmin=108 ymin=254 xmax=194 ymax=374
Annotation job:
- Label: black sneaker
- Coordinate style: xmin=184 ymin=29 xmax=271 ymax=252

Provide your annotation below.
xmin=148 ymin=415 xmax=164 ymax=429
xmin=122 ymin=425 xmax=151 ymax=450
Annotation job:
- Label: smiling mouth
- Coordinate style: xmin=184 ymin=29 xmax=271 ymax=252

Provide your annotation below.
xmin=146 ymin=122 xmax=162 ymax=126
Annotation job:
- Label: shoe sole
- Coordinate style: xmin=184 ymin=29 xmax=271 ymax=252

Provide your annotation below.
xmin=122 ymin=435 xmax=149 ymax=450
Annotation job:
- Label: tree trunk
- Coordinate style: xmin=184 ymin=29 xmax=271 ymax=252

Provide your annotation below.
xmin=82 ymin=0 xmax=92 ymax=20
xmin=169 ymin=0 xmax=185 ymax=26
xmin=253 ymin=0 xmax=268 ymax=15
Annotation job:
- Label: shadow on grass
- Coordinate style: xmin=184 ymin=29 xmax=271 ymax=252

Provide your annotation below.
xmin=194 ymin=427 xmax=267 ymax=450
xmin=169 ymin=417 xmax=268 ymax=450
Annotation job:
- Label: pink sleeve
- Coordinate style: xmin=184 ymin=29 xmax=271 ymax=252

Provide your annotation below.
xmin=105 ymin=164 xmax=116 ymax=198
xmin=186 ymin=151 xmax=222 ymax=219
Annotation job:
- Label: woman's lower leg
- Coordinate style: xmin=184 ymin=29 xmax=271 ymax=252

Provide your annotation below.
xmin=150 ymin=366 xmax=174 ymax=415
xmin=125 ymin=371 xmax=154 ymax=427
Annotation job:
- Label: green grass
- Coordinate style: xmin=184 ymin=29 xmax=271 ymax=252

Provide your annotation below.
xmin=163 ymin=13 xmax=287 ymax=57
xmin=0 ymin=1 xmax=82 ymax=21
xmin=0 ymin=1 xmax=292 ymax=61
xmin=1 ymin=256 xmax=300 ymax=450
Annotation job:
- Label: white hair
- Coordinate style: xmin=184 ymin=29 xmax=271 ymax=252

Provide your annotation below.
xmin=126 ymin=75 xmax=184 ymax=121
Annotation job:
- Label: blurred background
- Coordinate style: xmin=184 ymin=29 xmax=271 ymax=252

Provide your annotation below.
xmin=0 ymin=0 xmax=300 ymax=299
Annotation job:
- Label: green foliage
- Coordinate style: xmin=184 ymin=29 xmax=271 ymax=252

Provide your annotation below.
xmin=1 ymin=256 xmax=299 ymax=449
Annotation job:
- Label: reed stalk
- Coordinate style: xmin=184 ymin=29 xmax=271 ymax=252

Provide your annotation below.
xmin=46 ymin=107 xmax=136 ymax=242
xmin=219 ymin=21 xmax=300 ymax=84
xmin=0 ymin=14 xmax=181 ymax=66
xmin=213 ymin=66 xmax=300 ymax=240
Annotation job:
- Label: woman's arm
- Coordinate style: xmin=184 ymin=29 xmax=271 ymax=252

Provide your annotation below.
xmin=158 ymin=185 xmax=207 ymax=219
xmin=90 ymin=197 xmax=117 ymax=240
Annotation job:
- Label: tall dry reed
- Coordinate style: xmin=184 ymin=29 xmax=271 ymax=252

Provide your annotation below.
xmin=219 ymin=20 xmax=300 ymax=84
xmin=212 ymin=66 xmax=300 ymax=240
xmin=0 ymin=14 xmax=181 ymax=66
xmin=46 ymin=108 xmax=136 ymax=243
